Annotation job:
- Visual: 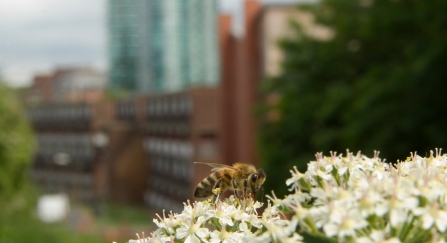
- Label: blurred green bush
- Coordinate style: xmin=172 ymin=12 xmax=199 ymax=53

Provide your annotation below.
xmin=0 ymin=81 xmax=35 ymax=218
xmin=258 ymin=0 xmax=447 ymax=197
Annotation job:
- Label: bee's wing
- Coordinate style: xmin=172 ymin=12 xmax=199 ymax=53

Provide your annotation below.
xmin=194 ymin=162 xmax=240 ymax=172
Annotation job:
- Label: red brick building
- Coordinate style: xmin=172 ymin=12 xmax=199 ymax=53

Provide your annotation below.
xmin=219 ymin=1 xmax=263 ymax=167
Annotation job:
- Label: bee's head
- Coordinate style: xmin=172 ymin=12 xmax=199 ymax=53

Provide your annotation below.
xmin=248 ymin=169 xmax=266 ymax=199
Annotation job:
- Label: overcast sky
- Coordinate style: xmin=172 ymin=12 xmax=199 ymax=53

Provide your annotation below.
xmin=0 ymin=0 xmax=291 ymax=88
xmin=0 ymin=0 xmax=106 ymax=87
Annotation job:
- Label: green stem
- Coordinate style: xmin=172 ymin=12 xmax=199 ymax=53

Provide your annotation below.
xmin=306 ymin=232 xmax=338 ymax=243
xmin=331 ymin=168 xmax=341 ymax=187
xmin=399 ymin=215 xmax=415 ymax=241
xmin=355 ymin=229 xmax=367 ymax=237
xmin=406 ymin=229 xmax=430 ymax=243
xmin=303 ymin=217 xmax=319 ymax=235
xmin=316 ymin=176 xmax=326 ymax=190
xmin=378 ymin=216 xmax=385 ymax=229
xmin=362 ymin=226 xmax=371 ymax=235
xmin=366 ymin=215 xmax=377 ymax=230
xmin=212 ymin=218 xmax=222 ymax=231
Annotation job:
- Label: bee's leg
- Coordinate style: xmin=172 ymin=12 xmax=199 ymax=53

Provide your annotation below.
xmin=231 ymin=179 xmax=239 ymax=198
xmin=243 ymin=179 xmax=248 ymax=198
xmin=259 ymin=187 xmax=264 ymax=202
xmin=212 ymin=178 xmax=222 ymax=202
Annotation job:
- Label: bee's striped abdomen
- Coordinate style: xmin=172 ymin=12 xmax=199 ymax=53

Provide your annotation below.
xmin=212 ymin=171 xmax=221 ymax=180
xmin=223 ymin=170 xmax=232 ymax=181
xmin=194 ymin=184 xmax=211 ymax=198
xmin=206 ymin=174 xmax=216 ymax=186
xmin=193 ymin=173 xmax=220 ymax=198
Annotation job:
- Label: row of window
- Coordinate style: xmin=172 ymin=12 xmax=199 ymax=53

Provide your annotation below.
xmin=145 ymin=95 xmax=192 ymax=117
xmin=37 ymin=133 xmax=92 ymax=146
xmin=148 ymin=175 xmax=190 ymax=200
xmin=31 ymin=170 xmax=93 ymax=188
xmin=142 ymin=121 xmax=190 ymax=136
xmin=37 ymin=134 xmax=94 ymax=159
xmin=149 ymin=156 xmax=192 ymax=182
xmin=27 ymin=106 xmax=92 ymax=121
xmin=33 ymin=154 xmax=94 ymax=172
xmin=36 ymin=148 xmax=93 ymax=158
xmin=116 ymin=101 xmax=136 ymax=120
xmin=143 ymin=138 xmax=193 ymax=159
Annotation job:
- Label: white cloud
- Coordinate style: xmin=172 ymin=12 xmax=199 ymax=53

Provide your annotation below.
xmin=0 ymin=0 xmax=106 ymax=87
xmin=219 ymin=0 xmax=240 ymax=13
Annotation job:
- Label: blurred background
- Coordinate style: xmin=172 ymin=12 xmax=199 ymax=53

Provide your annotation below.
xmin=1 ymin=0 xmax=446 ymax=242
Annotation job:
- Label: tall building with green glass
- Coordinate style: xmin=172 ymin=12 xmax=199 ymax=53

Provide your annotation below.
xmin=107 ymin=0 xmax=220 ymax=93
xmin=107 ymin=0 xmax=140 ymax=91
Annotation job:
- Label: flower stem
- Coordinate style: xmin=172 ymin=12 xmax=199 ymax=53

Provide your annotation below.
xmin=406 ymin=229 xmax=429 ymax=243
xmin=399 ymin=215 xmax=414 ymax=241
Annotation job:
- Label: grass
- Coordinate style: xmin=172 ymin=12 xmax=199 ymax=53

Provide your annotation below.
xmin=97 ymin=201 xmax=153 ymax=227
xmin=95 ymin=201 xmax=156 ymax=243
xmin=0 ymin=212 xmax=109 ymax=243
xmin=0 ymin=197 xmax=154 ymax=243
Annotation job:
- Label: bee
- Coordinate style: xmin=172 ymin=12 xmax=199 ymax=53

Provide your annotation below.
xmin=193 ymin=162 xmax=266 ymax=201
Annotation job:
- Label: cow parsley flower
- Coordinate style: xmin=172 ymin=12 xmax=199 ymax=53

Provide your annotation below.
xmin=323 ymin=208 xmax=368 ymax=239
xmin=209 ymin=225 xmax=244 ymax=243
xmin=414 ymin=203 xmax=447 ymax=232
xmin=153 ymin=210 xmax=178 ymax=235
xmin=125 ymin=148 xmax=447 ymax=243
xmin=175 ymin=216 xmax=209 ymax=243
xmin=357 ymin=230 xmax=401 ymax=243
xmin=176 ymin=200 xmax=209 ymax=221
xmin=206 ymin=201 xmax=239 ymax=227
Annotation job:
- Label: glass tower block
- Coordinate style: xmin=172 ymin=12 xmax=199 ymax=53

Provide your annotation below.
xmin=108 ymin=0 xmax=220 ymax=93
xmin=107 ymin=0 xmax=140 ymax=91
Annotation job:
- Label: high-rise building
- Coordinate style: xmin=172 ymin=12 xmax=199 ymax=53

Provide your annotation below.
xmin=107 ymin=0 xmax=140 ymax=91
xmin=107 ymin=0 xmax=220 ymax=93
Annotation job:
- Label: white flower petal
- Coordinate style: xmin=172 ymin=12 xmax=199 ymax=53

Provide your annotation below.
xmin=356 ymin=237 xmax=373 ymax=243
xmin=422 ymin=214 xmax=435 ymax=230
xmin=412 ymin=207 xmax=426 ymax=216
xmin=403 ymin=197 xmax=419 ymax=210
xmin=286 ymin=177 xmax=297 ymax=186
xmin=390 ymin=210 xmax=405 ymax=227
xmin=323 ymin=223 xmax=339 ymax=237
xmin=436 ymin=212 xmax=447 ymax=232
xmin=195 ymin=228 xmax=210 ymax=239
xmin=196 ymin=216 xmax=206 ymax=225
xmin=239 ymin=222 xmax=249 ymax=233
xmin=186 ymin=234 xmax=200 ymax=243
xmin=385 ymin=238 xmax=401 ymax=243
xmin=220 ymin=217 xmax=234 ymax=226
xmin=176 ymin=227 xmax=189 ymax=239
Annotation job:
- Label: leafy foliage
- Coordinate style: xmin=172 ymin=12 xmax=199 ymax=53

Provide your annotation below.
xmin=258 ymin=0 xmax=447 ymax=197
xmin=0 ymin=82 xmax=35 ymax=212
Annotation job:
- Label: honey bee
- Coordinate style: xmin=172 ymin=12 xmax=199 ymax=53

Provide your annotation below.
xmin=194 ymin=162 xmax=266 ymax=201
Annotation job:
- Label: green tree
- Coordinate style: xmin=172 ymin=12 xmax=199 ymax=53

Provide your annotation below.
xmin=0 ymin=79 xmax=36 ymax=240
xmin=0 ymin=81 xmax=35 ymax=211
xmin=259 ymin=0 xmax=447 ymax=197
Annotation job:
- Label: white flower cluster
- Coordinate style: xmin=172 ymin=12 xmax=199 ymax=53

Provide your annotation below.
xmin=279 ymin=149 xmax=447 ymax=243
xmin=128 ymin=196 xmax=301 ymax=243
xmin=127 ymin=149 xmax=447 ymax=243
